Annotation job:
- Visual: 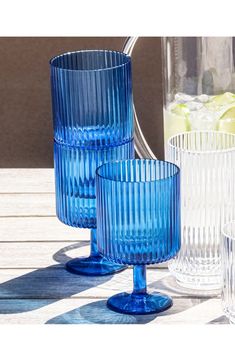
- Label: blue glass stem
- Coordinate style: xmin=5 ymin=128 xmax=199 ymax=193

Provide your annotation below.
xmin=90 ymin=229 xmax=99 ymax=257
xmin=133 ymin=265 xmax=147 ymax=295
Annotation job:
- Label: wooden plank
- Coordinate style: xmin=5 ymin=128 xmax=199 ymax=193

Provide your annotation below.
xmin=0 ymin=216 xmax=168 ymax=268
xmin=0 ymin=169 xmax=54 ymax=193
xmin=0 ymin=297 xmax=224 ymax=324
xmin=0 ymin=194 xmax=56 ymax=216
xmin=0 ymin=169 xmax=222 ymax=325
xmin=0 ymin=240 xmax=170 ymax=271
xmin=0 ymin=217 xmax=89 ymax=242
xmin=0 ymin=241 xmax=90 ymax=268
xmin=151 ymin=298 xmax=225 ymax=325
xmin=0 ymin=267 xmax=220 ymax=299
xmin=0 ymin=268 xmax=168 ymax=298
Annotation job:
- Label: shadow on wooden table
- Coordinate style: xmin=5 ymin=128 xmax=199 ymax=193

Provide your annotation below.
xmin=46 ymin=299 xmax=157 ymax=324
xmin=45 ymin=297 xmax=204 ymax=324
xmin=207 ymin=315 xmax=229 ymax=324
xmin=0 ymin=242 xmax=113 ymax=314
xmin=149 ymin=275 xmax=220 ymax=299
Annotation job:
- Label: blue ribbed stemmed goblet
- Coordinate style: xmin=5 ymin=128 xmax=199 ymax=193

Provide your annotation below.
xmin=96 ymin=159 xmax=181 ymax=314
xmin=50 ymin=50 xmax=134 ymax=276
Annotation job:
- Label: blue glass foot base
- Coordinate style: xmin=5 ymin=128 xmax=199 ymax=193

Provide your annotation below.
xmin=107 ymin=292 xmax=173 ymax=315
xmin=66 ymin=255 xmax=127 ymax=276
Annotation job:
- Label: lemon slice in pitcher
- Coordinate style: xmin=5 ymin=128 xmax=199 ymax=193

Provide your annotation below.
xmin=206 ymin=92 xmax=235 ymax=110
xmin=212 ymin=92 xmax=235 ymax=106
xmin=218 ymin=106 xmax=235 ymax=133
xmin=171 ymin=103 xmax=190 ymax=116
xmin=164 ymin=104 xmax=191 ymax=141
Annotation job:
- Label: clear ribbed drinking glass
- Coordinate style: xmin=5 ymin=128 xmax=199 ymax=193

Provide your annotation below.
xmin=96 ymin=159 xmax=181 ymax=315
xmin=221 ymin=221 xmax=235 ymax=324
xmin=50 ymin=50 xmax=134 ymax=276
xmin=167 ymin=131 xmax=235 ymax=290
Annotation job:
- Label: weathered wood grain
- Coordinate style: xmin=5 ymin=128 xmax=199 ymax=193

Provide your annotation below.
xmin=0 ymin=169 xmax=54 ymax=193
xmin=0 ymin=169 xmax=225 ymax=324
xmin=45 ymin=298 xmax=224 ymax=325
xmin=0 ymin=214 xmax=168 ymax=268
xmin=0 ymin=217 xmax=89 ymax=242
xmin=0 ymin=241 xmax=90 ymax=268
xmin=0 ymin=267 xmax=164 ymax=300
xmin=0 ymin=267 xmax=219 ymax=299
xmin=0 ymin=297 xmax=224 ymax=324
xmin=0 ymin=194 xmax=56 ymax=216
xmin=0 ymin=237 xmax=167 ymax=270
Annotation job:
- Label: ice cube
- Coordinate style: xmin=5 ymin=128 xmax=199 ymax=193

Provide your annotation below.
xmin=189 ymin=107 xmax=219 ymax=131
xmin=175 ymin=92 xmax=194 ymax=103
xmin=187 ymin=101 xmax=203 ymax=111
xmin=196 ymin=94 xmax=209 ymax=103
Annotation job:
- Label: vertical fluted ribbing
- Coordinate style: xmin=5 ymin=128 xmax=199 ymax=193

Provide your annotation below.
xmin=167 ymin=131 xmax=235 ymax=289
xmin=222 ymin=221 xmax=235 ymax=323
xmin=51 ymin=49 xmax=134 ymax=233
xmin=96 ymin=159 xmax=180 ymax=265
xmin=50 ymin=50 xmax=133 ymax=147
xmin=54 ymin=140 xmax=134 ymax=229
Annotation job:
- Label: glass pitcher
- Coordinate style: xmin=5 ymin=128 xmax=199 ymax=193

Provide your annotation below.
xmin=124 ymin=37 xmax=235 ymax=158
xmin=124 ymin=37 xmax=235 ymax=291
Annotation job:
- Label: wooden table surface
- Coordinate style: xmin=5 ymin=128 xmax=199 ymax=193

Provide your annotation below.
xmin=0 ymin=169 xmax=227 ymax=324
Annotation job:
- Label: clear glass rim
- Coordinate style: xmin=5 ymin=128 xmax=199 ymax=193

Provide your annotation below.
xmin=168 ymin=130 xmax=235 ymax=155
xmin=222 ymin=221 xmax=235 ymax=241
xmin=50 ymin=49 xmax=131 ymax=72
xmin=96 ymin=159 xmax=180 ymax=184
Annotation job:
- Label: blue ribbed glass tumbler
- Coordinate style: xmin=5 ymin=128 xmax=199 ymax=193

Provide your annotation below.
xmin=96 ymin=159 xmax=181 ymax=315
xmin=50 ymin=50 xmax=134 ymax=276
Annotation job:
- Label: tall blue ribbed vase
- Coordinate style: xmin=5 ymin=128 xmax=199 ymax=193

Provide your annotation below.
xmin=50 ymin=50 xmax=134 ymax=276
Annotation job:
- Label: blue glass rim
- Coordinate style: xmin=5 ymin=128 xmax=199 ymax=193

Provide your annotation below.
xmin=49 ymin=49 xmax=131 ymax=73
xmin=54 ymin=137 xmax=134 ymax=151
xmin=96 ymin=159 xmax=180 ymax=184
